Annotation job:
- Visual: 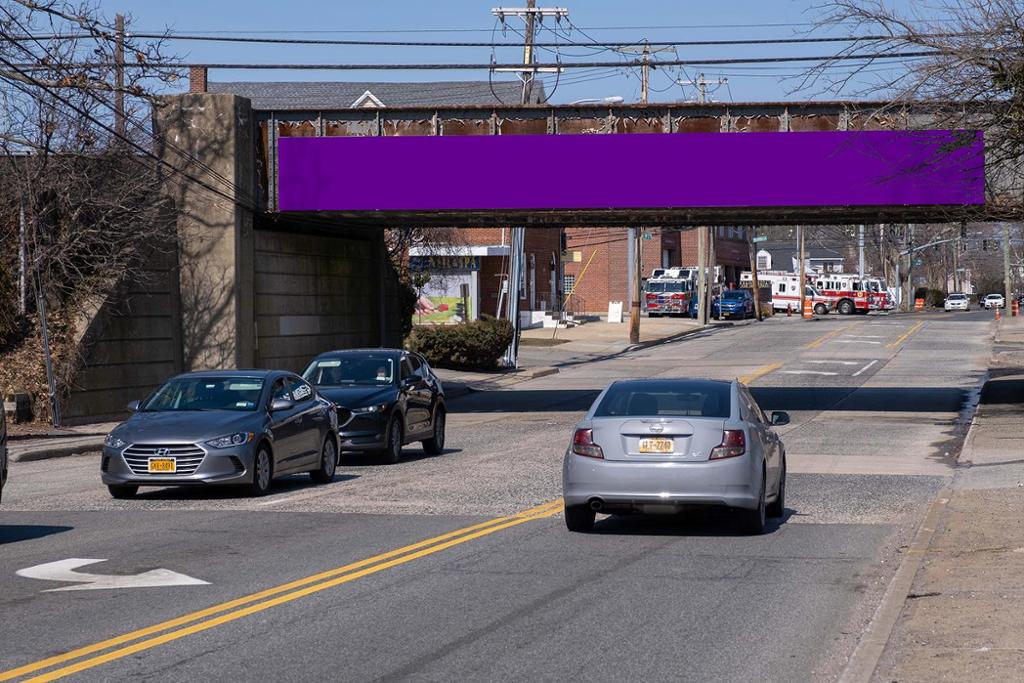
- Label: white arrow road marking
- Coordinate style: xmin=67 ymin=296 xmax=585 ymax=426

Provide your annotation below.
xmin=806 ymin=360 xmax=859 ymax=365
xmin=780 ymin=370 xmax=839 ymax=376
xmin=853 ymin=360 xmax=879 ymax=377
xmin=16 ymin=559 xmax=210 ymax=592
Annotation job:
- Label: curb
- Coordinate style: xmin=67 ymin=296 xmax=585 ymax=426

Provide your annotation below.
xmin=11 ymin=437 xmax=105 ymax=463
xmin=626 ymin=325 xmax=709 ymax=352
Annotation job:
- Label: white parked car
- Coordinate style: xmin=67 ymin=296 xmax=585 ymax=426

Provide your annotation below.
xmin=944 ymin=293 xmax=970 ymax=311
xmin=983 ymin=293 xmax=1005 ymax=309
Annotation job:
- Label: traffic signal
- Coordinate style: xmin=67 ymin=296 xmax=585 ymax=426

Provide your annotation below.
xmin=455 ymin=302 xmax=466 ymax=319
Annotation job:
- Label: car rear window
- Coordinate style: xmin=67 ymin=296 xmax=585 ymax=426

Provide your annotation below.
xmin=721 ymin=290 xmax=746 ymax=300
xmin=594 ymin=381 xmax=731 ymax=418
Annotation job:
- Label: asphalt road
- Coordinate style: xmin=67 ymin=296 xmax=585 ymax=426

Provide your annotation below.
xmin=0 ymin=309 xmax=993 ymax=682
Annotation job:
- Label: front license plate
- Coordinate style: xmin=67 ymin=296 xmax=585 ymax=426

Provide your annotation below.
xmin=638 ymin=438 xmax=673 ymax=454
xmin=148 ymin=458 xmax=176 ymax=473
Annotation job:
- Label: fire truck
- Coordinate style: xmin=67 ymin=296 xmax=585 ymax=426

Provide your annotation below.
xmin=739 ymin=271 xmax=831 ymax=314
xmin=643 ymin=277 xmax=693 ymax=317
xmin=809 ymin=273 xmax=888 ymax=315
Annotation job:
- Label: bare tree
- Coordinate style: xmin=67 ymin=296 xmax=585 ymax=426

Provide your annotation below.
xmin=0 ymin=1 xmax=180 ymax=421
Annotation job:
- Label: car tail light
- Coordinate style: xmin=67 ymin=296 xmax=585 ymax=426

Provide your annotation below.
xmin=572 ymin=428 xmax=604 ymax=459
xmin=710 ymin=430 xmax=745 ymax=460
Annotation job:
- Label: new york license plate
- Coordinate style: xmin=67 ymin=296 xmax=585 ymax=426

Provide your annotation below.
xmin=148 ymin=458 xmax=176 ymax=473
xmin=638 ymin=438 xmax=673 ymax=454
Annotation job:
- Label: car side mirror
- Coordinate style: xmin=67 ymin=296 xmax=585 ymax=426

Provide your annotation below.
xmin=771 ymin=411 xmax=790 ymax=426
xmin=126 ymin=400 xmax=140 ymax=412
xmin=401 ymin=377 xmax=417 ymax=389
xmin=270 ymin=398 xmax=294 ymax=413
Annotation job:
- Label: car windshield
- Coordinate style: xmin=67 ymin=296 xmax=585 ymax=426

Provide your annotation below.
xmin=303 ymin=355 xmax=396 ymax=386
xmin=949 ymin=294 xmax=966 ymax=300
xmin=594 ymin=380 xmax=731 ymax=418
xmin=721 ymin=290 xmax=745 ymax=300
xmin=141 ymin=376 xmax=264 ymax=412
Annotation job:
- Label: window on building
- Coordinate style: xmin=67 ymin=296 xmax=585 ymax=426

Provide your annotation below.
xmin=757 ymin=254 xmax=770 ymax=270
xmin=563 ymin=274 xmax=576 ymax=294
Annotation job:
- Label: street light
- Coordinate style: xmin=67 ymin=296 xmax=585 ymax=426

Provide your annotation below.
xmin=568 ymin=96 xmax=625 ymax=105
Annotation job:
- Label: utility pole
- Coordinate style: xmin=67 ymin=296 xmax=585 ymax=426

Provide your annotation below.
xmin=697 ymin=227 xmax=708 ymax=325
xmin=629 ymin=228 xmax=641 ymax=343
xmin=18 ymin=202 xmax=27 ymax=314
xmin=707 ymin=226 xmax=717 ymax=321
xmin=492 ymin=4 xmax=567 ymax=367
xmin=114 ymin=13 xmax=126 ymax=139
xmin=858 ymin=224 xmax=865 ymax=279
xmin=905 ymin=224 xmax=916 ymax=311
xmin=798 ymin=225 xmax=806 ymax=315
xmin=678 ymin=73 xmax=728 ymax=104
xmin=954 ymin=221 xmax=964 ymax=292
xmin=1003 ymin=222 xmax=1013 ymax=305
xmin=616 ymin=41 xmax=675 ymax=104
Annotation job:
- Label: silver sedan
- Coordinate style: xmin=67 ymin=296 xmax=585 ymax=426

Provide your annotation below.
xmin=562 ymin=378 xmax=789 ymax=534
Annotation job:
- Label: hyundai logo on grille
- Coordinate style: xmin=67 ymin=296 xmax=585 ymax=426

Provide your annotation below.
xmin=155 ymin=448 xmax=170 ymax=457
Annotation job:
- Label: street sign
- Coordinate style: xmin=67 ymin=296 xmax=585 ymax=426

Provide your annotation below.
xmin=752 ymin=235 xmax=768 ymax=243
xmin=913 ymin=258 xmax=923 ymax=266
xmin=642 ymin=232 xmax=653 ymax=241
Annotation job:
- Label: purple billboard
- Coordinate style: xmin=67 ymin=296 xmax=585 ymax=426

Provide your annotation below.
xmin=277 ymin=130 xmax=984 ymax=212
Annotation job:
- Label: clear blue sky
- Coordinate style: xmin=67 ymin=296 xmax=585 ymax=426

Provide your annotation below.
xmin=109 ymin=0 xmax=918 ymax=103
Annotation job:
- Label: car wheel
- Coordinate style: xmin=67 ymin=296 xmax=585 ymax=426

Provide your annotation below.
xmin=248 ymin=445 xmax=273 ymax=496
xmin=814 ymin=303 xmax=828 ymax=316
xmin=107 ymin=484 xmax=138 ymax=500
xmin=838 ymin=299 xmax=854 ymax=315
xmin=739 ymin=474 xmax=767 ymax=535
xmin=564 ymin=504 xmax=595 ymax=533
xmin=767 ymin=459 xmax=786 ymax=518
xmin=381 ymin=418 xmax=403 ymax=464
xmin=422 ymin=408 xmax=446 ymax=456
xmin=310 ymin=435 xmax=337 ymax=484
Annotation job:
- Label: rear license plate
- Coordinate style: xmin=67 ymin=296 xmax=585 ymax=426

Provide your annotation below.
xmin=638 ymin=438 xmax=673 ymax=454
xmin=148 ymin=458 xmax=176 ymax=473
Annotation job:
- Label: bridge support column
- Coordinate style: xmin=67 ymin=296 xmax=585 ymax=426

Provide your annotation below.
xmin=155 ymin=93 xmax=256 ymax=370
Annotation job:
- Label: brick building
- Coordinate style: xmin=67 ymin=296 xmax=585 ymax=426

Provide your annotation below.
xmin=562 ymin=227 xmax=750 ymax=316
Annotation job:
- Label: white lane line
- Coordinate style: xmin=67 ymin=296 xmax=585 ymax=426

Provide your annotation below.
xmin=853 ymin=359 xmax=879 ymax=377
xmin=806 ymin=360 xmax=859 ymax=365
xmin=780 ymin=370 xmax=839 ymax=376
xmin=845 ymin=335 xmax=885 ymax=339
xmin=833 ymin=339 xmax=882 ymax=344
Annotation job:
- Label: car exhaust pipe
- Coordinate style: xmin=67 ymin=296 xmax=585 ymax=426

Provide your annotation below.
xmin=589 ymin=498 xmax=604 ymax=511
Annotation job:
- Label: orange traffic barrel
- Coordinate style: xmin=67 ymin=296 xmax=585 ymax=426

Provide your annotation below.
xmin=1013 ymin=299 xmax=1020 ymax=317
xmin=803 ymin=298 xmax=814 ymax=319
xmin=995 ymin=304 xmax=1001 ymax=321
xmin=914 ymin=298 xmax=924 ymax=311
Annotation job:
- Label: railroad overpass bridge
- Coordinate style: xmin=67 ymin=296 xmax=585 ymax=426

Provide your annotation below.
xmin=61 ymin=94 xmax=993 ymax=422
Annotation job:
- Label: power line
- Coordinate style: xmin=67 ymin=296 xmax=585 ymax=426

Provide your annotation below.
xmin=8 ymin=31 xmax=971 ymax=49
xmin=11 ymin=51 xmax=942 ymax=72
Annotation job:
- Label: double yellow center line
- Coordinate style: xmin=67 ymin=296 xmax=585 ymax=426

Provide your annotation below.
xmin=2 ymin=500 xmax=563 ymax=682
xmin=886 ymin=320 xmax=925 ymax=349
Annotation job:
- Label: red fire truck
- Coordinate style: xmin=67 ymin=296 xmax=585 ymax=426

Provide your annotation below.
xmin=739 ymin=271 xmax=831 ymax=314
xmin=810 ymin=273 xmax=887 ymax=315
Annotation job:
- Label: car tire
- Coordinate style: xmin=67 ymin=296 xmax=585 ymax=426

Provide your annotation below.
xmin=767 ymin=459 xmax=786 ymax=518
xmin=564 ymin=504 xmax=595 ymax=533
xmin=310 ymin=435 xmax=337 ymax=484
xmin=838 ymin=299 xmax=854 ymax=315
xmin=422 ymin=408 xmax=446 ymax=456
xmin=739 ymin=474 xmax=767 ymax=535
xmin=814 ymin=303 xmax=828 ymax=316
xmin=248 ymin=445 xmax=273 ymax=496
xmin=381 ymin=418 xmax=403 ymax=464
xmin=107 ymin=484 xmax=138 ymax=500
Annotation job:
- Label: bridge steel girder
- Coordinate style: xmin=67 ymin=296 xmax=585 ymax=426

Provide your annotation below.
xmin=254 ymin=101 xmax=992 ymax=227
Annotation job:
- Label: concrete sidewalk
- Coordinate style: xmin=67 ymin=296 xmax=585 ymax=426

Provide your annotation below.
xmin=7 ymin=422 xmax=118 ymax=463
xmin=868 ymin=372 xmax=1024 ymax=681
xmin=521 ymin=316 xmax=706 ymax=355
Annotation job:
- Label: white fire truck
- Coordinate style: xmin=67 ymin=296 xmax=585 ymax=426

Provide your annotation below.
xmin=739 ymin=270 xmax=831 ymax=314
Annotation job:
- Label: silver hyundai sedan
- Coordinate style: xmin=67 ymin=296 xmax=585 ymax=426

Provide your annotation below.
xmin=562 ymin=378 xmax=789 ymax=534
xmin=101 ymin=370 xmax=339 ymax=498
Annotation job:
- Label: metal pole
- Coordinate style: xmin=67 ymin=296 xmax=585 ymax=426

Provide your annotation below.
xmin=749 ymin=228 xmax=763 ymax=322
xmin=706 ymin=225 xmax=717 ymax=321
xmin=629 ymin=228 xmax=641 ymax=344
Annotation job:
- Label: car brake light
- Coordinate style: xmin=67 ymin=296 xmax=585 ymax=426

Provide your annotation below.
xmin=710 ymin=430 xmax=745 ymax=459
xmin=572 ymin=428 xmax=604 ymax=459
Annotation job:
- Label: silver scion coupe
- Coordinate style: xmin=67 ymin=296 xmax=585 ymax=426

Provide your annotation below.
xmin=562 ymin=378 xmax=789 ymax=534
xmin=101 ymin=370 xmax=339 ymax=498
